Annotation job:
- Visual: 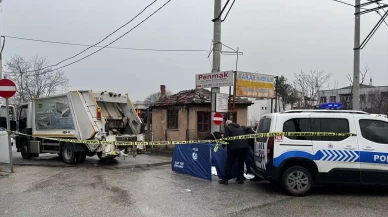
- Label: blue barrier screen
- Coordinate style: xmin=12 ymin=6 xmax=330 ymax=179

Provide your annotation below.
xmin=172 ymin=144 xmax=212 ymax=181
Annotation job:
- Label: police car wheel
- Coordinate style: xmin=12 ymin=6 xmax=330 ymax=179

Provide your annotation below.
xmin=282 ymin=166 xmax=312 ymax=196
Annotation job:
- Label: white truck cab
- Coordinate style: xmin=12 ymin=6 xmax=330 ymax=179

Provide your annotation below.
xmin=251 ymin=110 xmax=388 ymax=196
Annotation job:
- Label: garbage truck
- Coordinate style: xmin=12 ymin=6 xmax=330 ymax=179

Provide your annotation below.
xmin=14 ymin=90 xmax=145 ymax=164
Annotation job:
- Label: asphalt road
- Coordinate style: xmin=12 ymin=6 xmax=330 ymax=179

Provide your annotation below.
xmin=1 ymin=165 xmax=388 ymax=217
xmin=10 ymin=145 xmax=172 ymax=169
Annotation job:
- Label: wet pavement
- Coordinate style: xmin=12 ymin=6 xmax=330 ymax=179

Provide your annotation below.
xmin=10 ymin=146 xmax=172 ymax=169
xmin=1 ymin=164 xmax=388 ymax=217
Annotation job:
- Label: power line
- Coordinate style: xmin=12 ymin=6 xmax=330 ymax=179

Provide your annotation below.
xmin=333 ymin=0 xmax=355 ymax=7
xmin=16 ymin=0 xmax=159 ymax=73
xmin=5 ymin=0 xmax=172 ymax=75
xmin=332 ymin=0 xmax=388 ymax=26
xmin=2 ymin=35 xmax=208 ymax=52
xmin=368 ymin=0 xmax=388 ymax=26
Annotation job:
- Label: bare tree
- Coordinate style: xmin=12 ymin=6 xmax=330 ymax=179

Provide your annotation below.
xmin=346 ymin=64 xmax=368 ymax=85
xmin=144 ymin=90 xmax=173 ymax=106
xmin=293 ymin=70 xmax=331 ymax=108
xmin=344 ymin=65 xmax=369 ymax=109
xmin=5 ymin=55 xmax=70 ymax=105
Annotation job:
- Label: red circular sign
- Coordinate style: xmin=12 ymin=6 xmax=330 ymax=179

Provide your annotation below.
xmin=213 ymin=112 xmax=223 ymax=125
xmin=0 ymin=79 xmax=17 ymax=98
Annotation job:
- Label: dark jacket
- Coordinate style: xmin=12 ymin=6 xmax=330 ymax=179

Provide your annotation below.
xmin=242 ymin=126 xmax=255 ymax=149
xmin=224 ymin=123 xmax=249 ymax=150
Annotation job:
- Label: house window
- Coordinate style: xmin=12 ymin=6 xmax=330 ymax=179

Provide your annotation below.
xmin=368 ymin=94 xmax=375 ymax=103
xmin=197 ymin=112 xmax=210 ymax=133
xmin=320 ymin=97 xmax=327 ymax=103
xmin=223 ymin=112 xmax=237 ymax=123
xmin=167 ymin=110 xmax=178 ymax=129
xmin=360 ymin=94 xmax=366 ymax=103
xmin=329 ymin=96 xmax=336 ymax=102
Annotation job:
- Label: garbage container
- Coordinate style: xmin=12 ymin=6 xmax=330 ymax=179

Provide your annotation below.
xmin=0 ymin=129 xmax=10 ymax=164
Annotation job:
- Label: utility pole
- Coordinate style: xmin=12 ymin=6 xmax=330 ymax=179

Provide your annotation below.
xmin=211 ymin=0 xmax=222 ymax=132
xmin=352 ymin=0 xmax=361 ymax=110
xmin=0 ymin=4 xmax=2 ymax=80
xmin=274 ymin=76 xmax=279 ymax=112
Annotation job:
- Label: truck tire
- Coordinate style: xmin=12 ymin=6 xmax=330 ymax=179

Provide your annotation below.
xmin=75 ymin=152 xmax=86 ymax=163
xmin=281 ymin=166 xmax=313 ymax=196
xmin=97 ymin=152 xmax=103 ymax=159
xmin=61 ymin=143 xmax=76 ymax=164
xmin=20 ymin=140 xmax=31 ymax=159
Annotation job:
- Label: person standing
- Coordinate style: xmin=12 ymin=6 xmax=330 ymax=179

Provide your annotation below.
xmin=219 ymin=120 xmax=249 ymax=185
xmin=253 ymin=120 xmax=259 ymax=132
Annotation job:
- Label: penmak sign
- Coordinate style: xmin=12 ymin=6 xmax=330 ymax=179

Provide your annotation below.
xmin=235 ymin=72 xmax=275 ymax=98
xmin=195 ymin=71 xmax=233 ymax=88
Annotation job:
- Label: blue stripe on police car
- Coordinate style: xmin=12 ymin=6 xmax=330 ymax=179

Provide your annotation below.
xmin=316 ymin=149 xmax=359 ymax=162
xmin=273 ymin=150 xmax=388 ymax=167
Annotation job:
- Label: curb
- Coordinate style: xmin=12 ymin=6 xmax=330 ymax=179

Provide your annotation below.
xmin=12 ymin=161 xmax=171 ymax=169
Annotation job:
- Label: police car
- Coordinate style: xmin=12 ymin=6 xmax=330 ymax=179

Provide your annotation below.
xmin=251 ymin=109 xmax=388 ymax=196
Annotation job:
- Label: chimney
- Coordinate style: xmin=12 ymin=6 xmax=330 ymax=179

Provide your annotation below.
xmin=160 ymin=85 xmax=166 ymax=96
xmin=369 ymin=77 xmax=372 ymax=86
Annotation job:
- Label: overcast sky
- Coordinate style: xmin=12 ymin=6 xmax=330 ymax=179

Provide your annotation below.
xmin=1 ymin=0 xmax=388 ymax=101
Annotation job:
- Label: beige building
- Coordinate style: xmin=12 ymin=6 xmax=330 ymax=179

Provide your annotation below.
xmin=151 ymin=86 xmax=252 ymax=143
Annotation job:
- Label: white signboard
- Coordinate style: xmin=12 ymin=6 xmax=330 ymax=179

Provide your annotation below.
xmin=216 ymin=93 xmax=229 ymax=113
xmin=195 ymin=71 xmax=234 ymax=88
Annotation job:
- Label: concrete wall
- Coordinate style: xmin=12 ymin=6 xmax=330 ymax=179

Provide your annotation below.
xmin=151 ymin=105 xmax=250 ymax=145
xmin=0 ymin=131 xmax=10 ymax=163
xmin=247 ymin=99 xmax=291 ymax=125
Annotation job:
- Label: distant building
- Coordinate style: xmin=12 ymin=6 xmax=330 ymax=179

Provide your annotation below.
xmin=150 ymin=86 xmax=253 ymax=144
xmin=318 ymin=84 xmax=388 ymax=111
xmin=133 ymin=101 xmax=150 ymax=110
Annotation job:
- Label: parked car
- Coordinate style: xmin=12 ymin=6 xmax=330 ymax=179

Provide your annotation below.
xmin=251 ymin=109 xmax=388 ymax=196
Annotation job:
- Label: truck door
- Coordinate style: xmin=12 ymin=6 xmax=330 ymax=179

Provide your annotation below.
xmin=355 ymin=117 xmax=388 ymax=184
xmin=310 ymin=113 xmax=360 ymax=184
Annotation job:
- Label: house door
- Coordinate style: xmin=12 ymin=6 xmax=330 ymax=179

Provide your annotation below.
xmin=197 ymin=112 xmax=210 ymax=139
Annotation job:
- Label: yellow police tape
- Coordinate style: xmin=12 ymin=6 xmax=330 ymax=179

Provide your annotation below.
xmin=6 ymin=130 xmax=356 ymax=147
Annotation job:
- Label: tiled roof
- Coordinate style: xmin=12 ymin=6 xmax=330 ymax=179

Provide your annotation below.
xmin=152 ymin=88 xmax=252 ymax=107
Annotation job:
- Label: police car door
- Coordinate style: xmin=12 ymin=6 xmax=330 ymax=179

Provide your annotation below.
xmin=310 ymin=113 xmax=360 ymax=184
xmin=254 ymin=116 xmax=272 ymax=171
xmin=355 ymin=116 xmax=388 ymax=184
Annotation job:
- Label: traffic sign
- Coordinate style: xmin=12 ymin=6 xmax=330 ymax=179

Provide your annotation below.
xmin=0 ymin=79 xmax=16 ymax=98
xmin=213 ymin=112 xmax=223 ymax=125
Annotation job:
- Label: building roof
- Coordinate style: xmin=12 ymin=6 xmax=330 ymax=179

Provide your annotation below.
xmin=338 ymin=84 xmax=376 ymax=90
xmin=152 ymin=88 xmax=252 ymax=108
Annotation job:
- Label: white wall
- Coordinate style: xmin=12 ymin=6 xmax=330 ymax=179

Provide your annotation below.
xmin=247 ymin=99 xmax=271 ymax=126
xmin=247 ymin=98 xmax=292 ymax=125
xmin=0 ymin=131 xmax=10 ymax=163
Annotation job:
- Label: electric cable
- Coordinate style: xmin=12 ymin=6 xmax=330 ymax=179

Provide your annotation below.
xmin=5 ymin=0 xmax=172 ymax=75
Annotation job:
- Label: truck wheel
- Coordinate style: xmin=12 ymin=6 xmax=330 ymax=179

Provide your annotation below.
xmin=97 ymin=152 xmax=103 ymax=159
xmin=281 ymin=166 xmax=312 ymax=196
xmin=20 ymin=140 xmax=31 ymax=159
xmin=75 ymin=152 xmax=86 ymax=163
xmin=61 ymin=143 xmax=75 ymax=164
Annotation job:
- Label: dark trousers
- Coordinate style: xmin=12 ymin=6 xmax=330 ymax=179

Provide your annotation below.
xmin=224 ymin=148 xmax=248 ymax=181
